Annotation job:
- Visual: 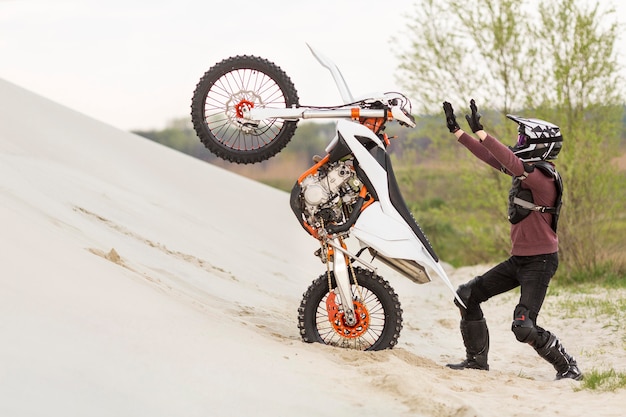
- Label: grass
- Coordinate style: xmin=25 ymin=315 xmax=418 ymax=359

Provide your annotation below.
xmin=554 ymin=293 xmax=626 ymax=318
xmin=550 ymin=288 xmax=626 ymax=349
xmin=556 ymin=261 xmax=626 ymax=289
xmin=545 ymin=285 xmax=626 ymax=393
xmin=577 ymin=368 xmax=626 ymax=392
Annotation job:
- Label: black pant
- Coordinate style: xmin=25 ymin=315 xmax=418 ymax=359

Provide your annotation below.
xmin=463 ymin=253 xmax=558 ymax=328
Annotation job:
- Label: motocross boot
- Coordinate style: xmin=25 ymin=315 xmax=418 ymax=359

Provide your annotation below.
xmin=447 ymin=318 xmax=489 ymax=371
xmin=534 ymin=333 xmax=583 ymax=381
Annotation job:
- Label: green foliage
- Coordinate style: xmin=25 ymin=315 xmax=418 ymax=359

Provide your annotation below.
xmin=555 ymin=261 xmax=626 ymax=288
xmin=532 ymin=0 xmax=626 ymax=276
xmin=394 ymin=160 xmax=510 ymax=266
xmin=283 ymin=121 xmax=335 ymax=160
xmin=396 ymin=0 xmax=534 ymax=114
xmin=133 ymin=119 xmax=215 ymax=162
xmin=396 ymin=0 xmax=626 ymax=277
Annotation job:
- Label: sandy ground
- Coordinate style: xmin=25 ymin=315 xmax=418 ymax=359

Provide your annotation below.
xmin=1 ymin=78 xmax=624 ymax=417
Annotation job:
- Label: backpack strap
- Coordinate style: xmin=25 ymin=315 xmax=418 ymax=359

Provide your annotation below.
xmin=512 ymin=196 xmax=558 ymax=214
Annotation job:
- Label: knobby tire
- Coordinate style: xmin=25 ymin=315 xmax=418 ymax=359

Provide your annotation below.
xmin=298 ymin=267 xmax=403 ymax=351
xmin=191 ymin=55 xmax=300 ymax=164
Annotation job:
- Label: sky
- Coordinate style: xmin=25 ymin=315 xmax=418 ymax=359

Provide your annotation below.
xmin=0 ymin=0 xmax=416 ymax=131
xmin=1 ymin=0 xmax=624 ymax=132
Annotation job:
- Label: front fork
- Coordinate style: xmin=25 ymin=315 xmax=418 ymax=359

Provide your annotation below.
xmin=332 ymin=243 xmax=357 ymax=326
xmin=323 ymin=236 xmax=377 ymax=327
xmin=316 ymin=237 xmax=376 ymax=326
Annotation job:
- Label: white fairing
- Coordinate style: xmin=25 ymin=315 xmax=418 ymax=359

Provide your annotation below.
xmin=334 ymin=120 xmax=461 ymax=302
xmin=353 ymin=202 xmax=431 ymax=259
xmin=307 ymin=43 xmax=355 ymax=104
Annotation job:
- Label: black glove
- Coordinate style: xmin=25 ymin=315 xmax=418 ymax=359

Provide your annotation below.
xmin=443 ymin=101 xmax=460 ymax=133
xmin=465 ymin=99 xmax=484 ymax=133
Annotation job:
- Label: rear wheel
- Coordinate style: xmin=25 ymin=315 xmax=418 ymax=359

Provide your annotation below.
xmin=190 ymin=55 xmax=299 ymax=164
xmin=298 ymin=267 xmax=403 ymax=351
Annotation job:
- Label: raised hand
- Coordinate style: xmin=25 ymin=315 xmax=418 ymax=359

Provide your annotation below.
xmin=443 ymin=101 xmax=460 ymax=133
xmin=465 ymin=99 xmax=484 ymax=133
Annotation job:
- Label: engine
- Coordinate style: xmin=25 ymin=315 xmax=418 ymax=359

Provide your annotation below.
xmin=298 ymin=160 xmax=362 ymax=233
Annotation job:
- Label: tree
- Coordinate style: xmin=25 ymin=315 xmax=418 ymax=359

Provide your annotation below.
xmin=396 ymin=0 xmax=625 ymax=275
xmin=535 ymin=0 xmax=625 ymax=274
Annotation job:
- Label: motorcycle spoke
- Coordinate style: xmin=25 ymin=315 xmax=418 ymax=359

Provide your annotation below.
xmin=314 ymin=286 xmax=385 ymax=350
xmin=203 ymin=68 xmax=287 ymax=152
xmin=299 ymin=267 xmax=402 ymax=351
xmin=191 ymin=55 xmax=299 ymax=163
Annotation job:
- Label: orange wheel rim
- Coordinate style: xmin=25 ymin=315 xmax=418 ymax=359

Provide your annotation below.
xmin=326 ymin=292 xmax=370 ymax=338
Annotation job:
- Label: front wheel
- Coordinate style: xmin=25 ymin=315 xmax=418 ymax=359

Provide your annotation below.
xmin=298 ymin=267 xmax=403 ymax=351
xmin=190 ymin=55 xmax=300 ymax=164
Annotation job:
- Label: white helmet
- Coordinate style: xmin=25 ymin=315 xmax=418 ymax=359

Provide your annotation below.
xmin=507 ymin=114 xmax=562 ymax=162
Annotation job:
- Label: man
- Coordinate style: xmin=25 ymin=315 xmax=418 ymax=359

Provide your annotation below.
xmin=441 ymin=99 xmax=582 ymax=380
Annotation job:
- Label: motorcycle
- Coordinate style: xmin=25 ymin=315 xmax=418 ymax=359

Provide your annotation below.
xmin=190 ymin=45 xmax=463 ymax=351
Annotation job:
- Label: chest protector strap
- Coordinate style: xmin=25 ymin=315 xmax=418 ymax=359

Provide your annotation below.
xmin=507 ymin=161 xmax=563 ymax=232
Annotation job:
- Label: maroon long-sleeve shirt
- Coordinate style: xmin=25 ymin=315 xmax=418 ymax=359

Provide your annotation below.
xmin=458 ymin=132 xmax=558 ymax=256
